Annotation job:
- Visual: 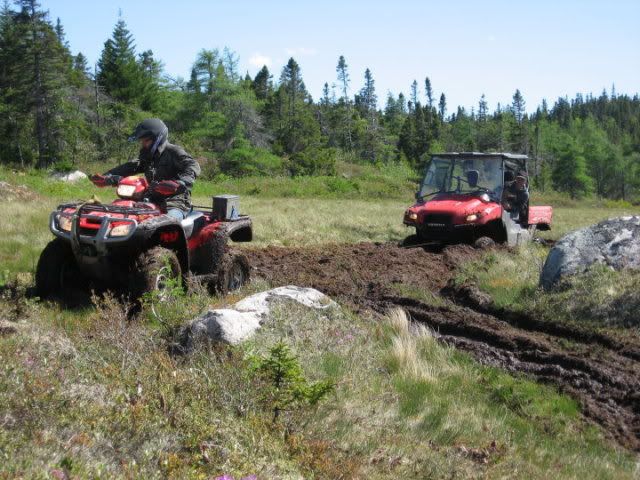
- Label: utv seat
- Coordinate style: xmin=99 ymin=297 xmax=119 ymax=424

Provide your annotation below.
xmin=181 ymin=211 xmax=205 ymax=238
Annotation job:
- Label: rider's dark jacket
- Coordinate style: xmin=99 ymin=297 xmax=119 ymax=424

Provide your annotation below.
xmin=107 ymin=140 xmax=201 ymax=212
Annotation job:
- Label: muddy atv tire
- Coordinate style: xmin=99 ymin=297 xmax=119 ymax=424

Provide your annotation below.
xmin=216 ymin=250 xmax=250 ymax=295
xmin=129 ymin=246 xmax=182 ymax=311
xmin=473 ymin=236 xmax=495 ymax=249
xmin=35 ymin=238 xmax=83 ymax=302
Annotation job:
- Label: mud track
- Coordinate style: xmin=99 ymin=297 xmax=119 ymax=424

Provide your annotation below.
xmin=247 ymin=242 xmax=640 ymax=451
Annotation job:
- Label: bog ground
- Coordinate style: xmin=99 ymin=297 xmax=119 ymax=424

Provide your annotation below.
xmin=1 ymin=175 xmax=640 ymax=479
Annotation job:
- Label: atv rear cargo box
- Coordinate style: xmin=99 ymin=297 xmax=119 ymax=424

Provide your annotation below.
xmin=213 ymin=195 xmax=240 ymax=221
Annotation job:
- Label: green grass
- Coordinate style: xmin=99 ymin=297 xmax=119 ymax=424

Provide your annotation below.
xmin=0 ymin=161 xmax=419 ymax=200
xmin=4 ymin=297 xmax=634 ymax=478
xmin=250 ymin=306 xmax=636 ymax=478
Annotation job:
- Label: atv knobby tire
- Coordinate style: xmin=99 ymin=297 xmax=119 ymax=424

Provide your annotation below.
xmin=216 ymin=250 xmax=250 ymax=295
xmin=36 ymin=238 xmax=82 ymax=301
xmin=129 ymin=246 xmax=182 ymax=303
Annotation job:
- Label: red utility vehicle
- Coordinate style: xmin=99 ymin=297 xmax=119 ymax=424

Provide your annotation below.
xmin=36 ymin=175 xmax=252 ymax=303
xmin=403 ymin=153 xmax=552 ymax=247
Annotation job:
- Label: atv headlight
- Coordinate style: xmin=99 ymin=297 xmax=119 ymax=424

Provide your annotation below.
xmin=117 ymin=184 xmax=136 ymax=198
xmin=57 ymin=214 xmax=72 ymax=232
xmin=465 ymin=214 xmax=478 ymax=222
xmin=109 ymin=223 xmax=132 ymax=237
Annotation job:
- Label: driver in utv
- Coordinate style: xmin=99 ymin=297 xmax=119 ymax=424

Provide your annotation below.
xmin=90 ymin=118 xmax=201 ymax=220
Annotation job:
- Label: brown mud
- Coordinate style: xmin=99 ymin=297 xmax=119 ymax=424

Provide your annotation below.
xmin=246 ymin=242 xmax=640 ymax=451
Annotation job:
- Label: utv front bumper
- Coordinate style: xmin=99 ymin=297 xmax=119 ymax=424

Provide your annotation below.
xmin=416 ymin=222 xmax=479 ymax=242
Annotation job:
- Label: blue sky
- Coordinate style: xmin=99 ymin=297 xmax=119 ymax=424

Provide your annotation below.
xmin=43 ymin=0 xmax=639 ymax=112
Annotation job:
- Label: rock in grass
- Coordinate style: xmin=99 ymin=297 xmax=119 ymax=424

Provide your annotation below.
xmin=540 ymin=216 xmax=640 ymax=290
xmin=181 ymin=286 xmax=336 ymax=349
xmin=51 ymin=170 xmax=87 ymax=182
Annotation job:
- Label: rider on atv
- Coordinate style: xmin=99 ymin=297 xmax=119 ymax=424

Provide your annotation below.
xmin=90 ymin=118 xmax=201 ymax=220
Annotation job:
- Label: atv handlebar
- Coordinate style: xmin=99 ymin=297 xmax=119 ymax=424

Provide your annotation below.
xmin=150 ymin=180 xmax=185 ymax=197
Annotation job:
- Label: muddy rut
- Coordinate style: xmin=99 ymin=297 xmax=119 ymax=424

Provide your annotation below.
xmin=246 ymin=242 xmax=640 ymax=451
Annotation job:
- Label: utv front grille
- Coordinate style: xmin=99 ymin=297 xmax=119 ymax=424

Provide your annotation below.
xmin=423 ymin=214 xmax=452 ymax=226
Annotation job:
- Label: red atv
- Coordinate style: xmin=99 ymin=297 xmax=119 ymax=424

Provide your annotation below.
xmin=36 ymin=175 xmax=253 ymax=304
xmin=403 ymin=152 xmax=552 ymax=247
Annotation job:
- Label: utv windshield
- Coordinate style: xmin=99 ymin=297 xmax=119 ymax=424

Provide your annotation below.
xmin=418 ymin=156 xmax=503 ymax=200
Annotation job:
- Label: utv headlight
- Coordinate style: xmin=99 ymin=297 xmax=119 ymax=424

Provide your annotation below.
xmin=109 ymin=223 xmax=133 ymax=237
xmin=406 ymin=211 xmax=418 ymax=221
xmin=465 ymin=214 xmax=478 ymax=222
xmin=57 ymin=214 xmax=72 ymax=232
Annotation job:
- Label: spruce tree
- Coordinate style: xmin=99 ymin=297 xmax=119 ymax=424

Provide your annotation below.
xmin=335 ymin=55 xmax=353 ymax=150
xmin=357 ymin=68 xmax=380 ymax=161
xmin=410 ymin=80 xmax=418 ymax=111
xmin=73 ymin=53 xmax=90 ymax=77
xmin=512 ymin=89 xmax=526 ymax=124
xmin=424 ymin=77 xmax=433 ymax=108
xmin=336 ymin=55 xmax=350 ymax=101
xmin=438 ymin=93 xmax=447 ymax=120
xmin=276 ymin=57 xmax=312 ymax=155
xmin=13 ymin=0 xmax=70 ymax=167
xmin=97 ymin=16 xmax=151 ymax=108
xmin=252 ymin=65 xmax=272 ymax=101
xmin=358 ymin=68 xmax=377 ymax=114
xmin=478 ymin=94 xmax=488 ymax=122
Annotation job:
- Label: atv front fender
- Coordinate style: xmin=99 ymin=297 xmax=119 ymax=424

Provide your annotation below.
xmin=135 ymin=215 xmax=189 ymax=274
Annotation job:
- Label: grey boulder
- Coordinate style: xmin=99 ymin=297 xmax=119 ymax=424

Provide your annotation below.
xmin=52 ymin=170 xmax=87 ymax=182
xmin=540 ymin=216 xmax=640 ymax=290
xmin=181 ymin=286 xmax=336 ymax=349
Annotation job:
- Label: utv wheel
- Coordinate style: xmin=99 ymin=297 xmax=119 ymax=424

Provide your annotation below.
xmin=35 ymin=238 xmax=83 ymax=302
xmin=400 ymin=234 xmax=421 ymax=248
xmin=216 ymin=250 xmax=250 ymax=295
xmin=474 ymin=236 xmax=495 ymax=249
xmin=129 ymin=246 xmax=181 ymax=314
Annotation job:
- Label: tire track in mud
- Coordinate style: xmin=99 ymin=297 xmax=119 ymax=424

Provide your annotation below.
xmin=246 ymin=242 xmax=640 ymax=451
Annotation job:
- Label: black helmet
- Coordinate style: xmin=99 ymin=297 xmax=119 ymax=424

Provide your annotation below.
xmin=129 ymin=118 xmax=168 ymax=141
xmin=129 ymin=118 xmax=168 ymax=155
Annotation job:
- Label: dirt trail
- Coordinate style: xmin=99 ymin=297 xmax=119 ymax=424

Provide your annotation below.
xmin=247 ymin=242 xmax=640 ymax=451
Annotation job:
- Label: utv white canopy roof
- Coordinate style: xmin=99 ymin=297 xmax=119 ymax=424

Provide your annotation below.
xmin=431 ymin=152 xmax=529 ymax=161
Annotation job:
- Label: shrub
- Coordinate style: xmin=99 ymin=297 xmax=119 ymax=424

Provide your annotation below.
xmin=603 ymin=198 xmax=633 ymax=209
xmin=250 ymin=341 xmax=334 ymax=423
xmin=220 ymin=145 xmax=285 ymax=177
xmin=288 ymin=147 xmax=337 ymax=176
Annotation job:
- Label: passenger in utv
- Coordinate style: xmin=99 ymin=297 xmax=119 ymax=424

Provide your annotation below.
xmin=89 ymin=118 xmax=201 ymax=221
xmin=503 ymin=173 xmax=529 ymax=221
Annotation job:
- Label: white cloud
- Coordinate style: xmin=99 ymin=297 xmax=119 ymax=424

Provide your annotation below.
xmin=284 ymin=47 xmax=318 ymax=57
xmin=248 ymin=53 xmax=272 ymax=68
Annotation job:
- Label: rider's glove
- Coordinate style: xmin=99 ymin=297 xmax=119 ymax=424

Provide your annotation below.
xmin=89 ymin=174 xmax=106 ymax=187
xmin=90 ymin=174 xmax=121 ymax=187
xmin=151 ymin=180 xmax=185 ymax=196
